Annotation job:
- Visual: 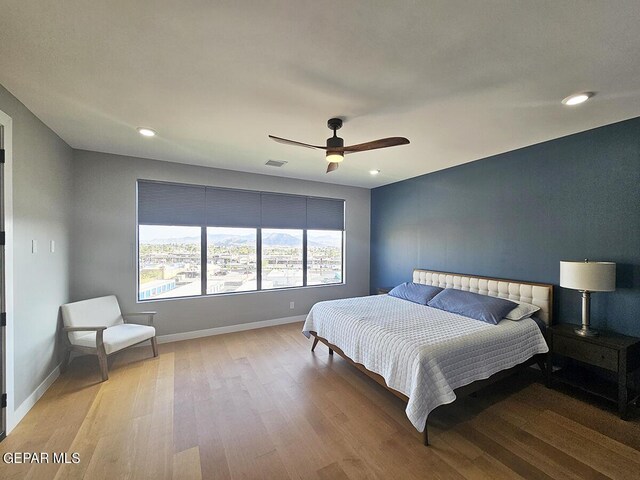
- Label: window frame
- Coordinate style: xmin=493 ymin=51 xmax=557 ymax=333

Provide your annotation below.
xmin=136 ymin=181 xmax=346 ymax=302
xmin=137 ymin=224 xmax=204 ymax=302
xmin=206 ymin=226 xmax=259 ymax=295
xmin=305 ymin=229 xmax=344 ymax=287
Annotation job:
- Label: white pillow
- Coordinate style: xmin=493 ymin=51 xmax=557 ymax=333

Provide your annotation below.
xmin=505 ymin=300 xmax=540 ymax=321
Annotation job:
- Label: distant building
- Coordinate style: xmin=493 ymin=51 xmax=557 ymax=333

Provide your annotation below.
xmin=139 ymin=279 xmax=176 ymax=299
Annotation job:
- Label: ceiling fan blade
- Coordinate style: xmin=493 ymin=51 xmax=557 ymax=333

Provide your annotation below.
xmin=342 ymin=137 xmax=410 ymax=153
xmin=268 ymin=135 xmax=326 ymax=150
xmin=326 ymin=162 xmax=339 ymax=173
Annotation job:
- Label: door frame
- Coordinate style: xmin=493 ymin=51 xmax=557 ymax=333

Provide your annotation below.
xmin=0 ymin=108 xmax=15 ymax=436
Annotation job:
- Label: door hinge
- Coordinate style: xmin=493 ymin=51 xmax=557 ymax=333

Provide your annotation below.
xmin=0 ymin=149 xmax=5 ymax=164
xmin=1 ymin=394 xmax=6 ymax=409
xmin=0 ymin=312 xmax=5 ymax=327
xmin=0 ymin=231 xmax=5 ymax=246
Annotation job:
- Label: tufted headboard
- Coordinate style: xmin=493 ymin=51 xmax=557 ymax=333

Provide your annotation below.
xmin=413 ymin=269 xmax=554 ymax=325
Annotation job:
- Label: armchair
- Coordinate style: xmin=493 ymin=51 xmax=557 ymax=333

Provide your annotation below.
xmin=60 ymin=295 xmax=158 ymax=381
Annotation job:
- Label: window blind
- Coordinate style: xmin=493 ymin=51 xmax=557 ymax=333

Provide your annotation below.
xmin=138 ymin=180 xmax=345 ymax=230
xmin=306 ymin=197 xmax=345 ymax=230
xmin=205 ymin=187 xmax=261 ymax=227
xmin=260 ymin=193 xmax=307 ymax=229
xmin=137 ymin=181 xmax=205 ymax=226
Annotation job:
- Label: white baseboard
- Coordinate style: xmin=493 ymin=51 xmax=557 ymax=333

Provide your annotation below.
xmin=8 ymin=363 xmax=61 ymax=434
xmin=156 ymin=314 xmax=306 ymax=344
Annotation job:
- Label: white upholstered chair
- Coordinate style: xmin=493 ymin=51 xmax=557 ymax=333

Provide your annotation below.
xmin=61 ymin=295 xmax=158 ymax=381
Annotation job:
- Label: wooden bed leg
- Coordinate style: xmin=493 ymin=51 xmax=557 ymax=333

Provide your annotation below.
xmin=328 ymin=348 xmax=334 ymax=356
xmin=311 ymin=337 xmax=319 ymax=352
xmin=536 ymin=356 xmax=546 ymax=376
xmin=424 ymin=422 xmax=429 ymax=446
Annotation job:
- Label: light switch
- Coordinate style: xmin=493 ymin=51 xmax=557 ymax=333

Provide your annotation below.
xmin=32 ymin=239 xmax=38 ymax=254
xmin=50 ymin=240 xmax=55 ymax=253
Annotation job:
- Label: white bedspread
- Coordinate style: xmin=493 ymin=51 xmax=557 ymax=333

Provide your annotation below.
xmin=302 ymin=294 xmax=549 ymax=431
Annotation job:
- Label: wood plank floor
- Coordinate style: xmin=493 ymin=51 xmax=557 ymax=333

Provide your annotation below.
xmin=1 ymin=322 xmax=639 ymax=479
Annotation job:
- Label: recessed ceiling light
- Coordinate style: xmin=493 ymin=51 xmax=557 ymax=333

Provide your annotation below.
xmin=137 ymin=127 xmax=157 ymax=137
xmin=370 ymin=169 xmax=380 ymax=175
xmin=561 ymin=92 xmax=594 ymax=106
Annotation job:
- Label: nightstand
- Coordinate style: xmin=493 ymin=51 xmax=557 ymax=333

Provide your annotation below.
xmin=547 ymin=324 xmax=640 ymax=418
xmin=376 ymin=287 xmax=392 ymax=295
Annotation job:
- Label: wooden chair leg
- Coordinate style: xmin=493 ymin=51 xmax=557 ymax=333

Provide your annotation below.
xmin=311 ymin=337 xmax=319 ymax=352
xmin=151 ymin=337 xmax=159 ymax=357
xmin=60 ymin=347 xmax=71 ymax=374
xmin=328 ymin=348 xmax=334 ymax=356
xmin=97 ymin=347 xmax=109 ymax=381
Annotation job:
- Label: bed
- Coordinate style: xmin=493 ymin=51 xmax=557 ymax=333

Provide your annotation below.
xmin=302 ymin=269 xmax=553 ymax=445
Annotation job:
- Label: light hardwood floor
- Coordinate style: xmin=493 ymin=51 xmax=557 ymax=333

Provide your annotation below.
xmin=1 ymin=322 xmax=639 ymax=479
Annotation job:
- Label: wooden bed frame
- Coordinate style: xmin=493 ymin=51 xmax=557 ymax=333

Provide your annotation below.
xmin=308 ymin=268 xmax=554 ymax=446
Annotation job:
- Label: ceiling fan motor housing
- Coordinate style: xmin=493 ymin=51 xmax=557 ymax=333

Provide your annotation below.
xmin=327 ymin=118 xmax=344 ymax=150
xmin=326 ymin=135 xmax=344 ymax=148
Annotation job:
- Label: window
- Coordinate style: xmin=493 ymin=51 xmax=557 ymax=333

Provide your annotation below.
xmin=261 ymin=229 xmax=303 ymax=289
xmin=307 ymin=230 xmax=343 ymax=285
xmin=138 ymin=225 xmax=202 ymax=300
xmin=207 ymin=227 xmax=257 ymax=294
xmin=137 ymin=180 xmax=345 ymax=300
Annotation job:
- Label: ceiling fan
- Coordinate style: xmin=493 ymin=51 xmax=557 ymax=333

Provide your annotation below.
xmin=269 ymin=118 xmax=410 ymax=173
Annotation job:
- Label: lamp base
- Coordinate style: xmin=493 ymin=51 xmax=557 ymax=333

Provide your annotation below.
xmin=575 ymin=326 xmax=599 ymax=337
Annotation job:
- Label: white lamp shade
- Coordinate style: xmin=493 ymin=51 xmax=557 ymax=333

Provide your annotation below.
xmin=560 ymin=261 xmax=616 ymax=292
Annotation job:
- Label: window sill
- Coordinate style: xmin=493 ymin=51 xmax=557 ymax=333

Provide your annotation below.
xmin=137 ymin=282 xmax=347 ymax=303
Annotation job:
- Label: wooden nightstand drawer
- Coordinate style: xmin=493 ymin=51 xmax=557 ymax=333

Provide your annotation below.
xmin=554 ymin=335 xmax=618 ymax=371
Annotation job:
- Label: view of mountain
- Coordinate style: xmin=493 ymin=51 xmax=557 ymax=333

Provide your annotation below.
xmin=143 ymin=232 xmax=340 ymax=247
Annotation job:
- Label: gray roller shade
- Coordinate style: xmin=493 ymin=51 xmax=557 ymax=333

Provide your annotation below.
xmin=306 ymin=197 xmax=345 ymax=230
xmin=138 ymin=181 xmax=205 ymax=226
xmin=206 ymin=187 xmax=261 ymax=227
xmin=261 ymin=193 xmax=307 ymax=229
xmin=138 ymin=180 xmax=345 ymax=231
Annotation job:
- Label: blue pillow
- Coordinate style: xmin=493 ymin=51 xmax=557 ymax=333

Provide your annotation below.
xmin=427 ymin=288 xmax=517 ymax=325
xmin=388 ymin=282 xmax=443 ymax=305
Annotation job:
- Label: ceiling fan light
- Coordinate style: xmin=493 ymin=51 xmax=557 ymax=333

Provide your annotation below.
xmin=326 ymin=152 xmax=344 ymax=163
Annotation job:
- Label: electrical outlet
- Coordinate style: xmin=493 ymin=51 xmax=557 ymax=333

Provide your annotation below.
xmin=289 ymin=301 xmax=295 ymax=309
xmin=50 ymin=240 xmax=55 ymax=253
xmin=32 ymin=239 xmax=38 ymax=254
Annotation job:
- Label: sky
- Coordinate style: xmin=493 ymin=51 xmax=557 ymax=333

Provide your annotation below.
xmin=139 ymin=226 xmax=253 ymax=242
xmin=139 ymin=226 xmax=342 ymax=243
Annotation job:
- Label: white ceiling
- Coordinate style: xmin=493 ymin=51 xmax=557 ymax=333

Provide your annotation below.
xmin=1 ymin=1 xmax=639 ymax=188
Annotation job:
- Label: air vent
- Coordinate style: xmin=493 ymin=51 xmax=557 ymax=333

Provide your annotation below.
xmin=265 ymin=160 xmax=288 ymax=167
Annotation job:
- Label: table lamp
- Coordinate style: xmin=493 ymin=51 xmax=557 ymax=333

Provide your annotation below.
xmin=559 ymin=260 xmax=616 ymax=336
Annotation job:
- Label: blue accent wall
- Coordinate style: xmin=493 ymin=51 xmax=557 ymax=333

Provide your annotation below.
xmin=370 ymin=117 xmax=640 ymax=336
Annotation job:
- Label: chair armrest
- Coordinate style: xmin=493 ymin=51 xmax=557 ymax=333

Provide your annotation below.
xmin=64 ymin=326 xmax=107 ymax=350
xmin=64 ymin=326 xmax=107 ymax=332
xmin=122 ymin=312 xmax=156 ymax=326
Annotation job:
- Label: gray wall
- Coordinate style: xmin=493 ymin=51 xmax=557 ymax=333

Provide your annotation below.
xmin=371 ymin=117 xmax=640 ymax=336
xmin=0 ymin=84 xmax=73 ymax=407
xmin=71 ymin=150 xmax=370 ymax=336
